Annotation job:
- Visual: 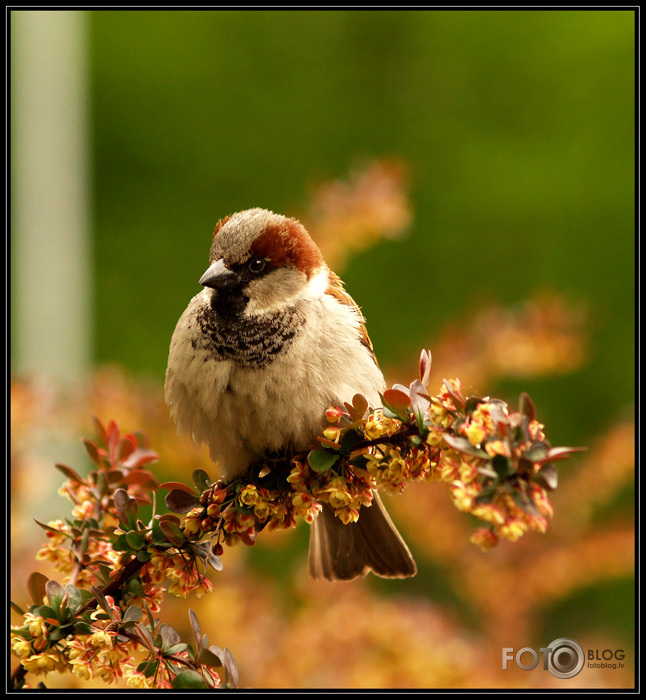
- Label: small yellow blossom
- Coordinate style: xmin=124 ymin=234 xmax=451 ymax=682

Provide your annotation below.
xmin=471 ymin=502 xmax=506 ymax=525
xmin=363 ymin=409 xmax=400 ymax=439
xmin=465 ymin=421 xmax=486 ymax=447
xmin=470 ymin=528 xmax=499 ymax=552
xmin=239 ymin=484 xmax=259 ymax=507
xmin=498 ymin=518 xmax=529 ymax=542
xmin=24 ymin=612 xmax=48 ymax=639
xmin=11 ymin=635 xmax=33 ymax=659
xmin=89 ymin=629 xmax=114 ymax=650
xmin=21 ymin=652 xmax=61 ymax=676
xmin=450 ymin=481 xmax=479 ymax=512
xmin=323 ymin=426 xmax=342 ymax=443
xmin=484 ymin=439 xmax=510 ymax=458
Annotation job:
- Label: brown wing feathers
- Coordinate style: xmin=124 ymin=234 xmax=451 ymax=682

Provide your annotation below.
xmin=325 ymin=271 xmax=380 ymax=367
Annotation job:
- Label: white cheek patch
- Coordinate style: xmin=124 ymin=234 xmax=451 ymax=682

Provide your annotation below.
xmin=303 ymin=266 xmax=329 ymax=300
xmin=244 ymin=267 xmax=308 ymax=314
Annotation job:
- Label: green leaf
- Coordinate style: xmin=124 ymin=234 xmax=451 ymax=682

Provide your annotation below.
xmin=474 ymin=485 xmax=498 ymax=504
xmin=192 ymin=469 xmax=212 ymax=492
xmin=523 ymin=442 xmax=550 ymax=463
xmin=172 ymin=670 xmax=208 ymax=689
xmin=159 ymin=520 xmax=186 ymax=547
xmin=44 ymin=580 xmax=65 ymax=613
xmin=307 ymin=449 xmax=340 ymax=473
xmin=491 ymin=454 xmax=510 ymax=479
xmin=197 ymin=647 xmax=224 ymax=669
xmin=74 ymin=620 xmax=93 ymax=635
xmin=64 ymin=584 xmax=83 ymax=614
xmin=442 ymin=434 xmax=488 ymax=458
xmin=340 ymin=429 xmax=360 ymax=453
xmin=151 ymin=516 xmax=166 ymax=543
xmin=112 ymin=533 xmax=131 ymax=552
xmin=166 ymin=643 xmax=189 ymax=656
xmin=126 ymin=577 xmax=147 ymax=598
xmin=48 ymin=627 xmax=67 ymax=642
xmin=138 ymin=659 xmax=158 ymax=677
xmin=511 ymin=490 xmax=539 ymax=516
xmin=125 ymin=531 xmax=145 ymax=550
xmin=37 ymin=605 xmax=58 ymax=622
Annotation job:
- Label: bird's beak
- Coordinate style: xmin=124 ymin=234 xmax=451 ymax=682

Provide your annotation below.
xmin=199 ymin=259 xmax=241 ymax=289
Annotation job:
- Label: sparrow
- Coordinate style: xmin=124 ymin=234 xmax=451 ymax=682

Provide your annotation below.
xmin=165 ymin=208 xmax=416 ymax=580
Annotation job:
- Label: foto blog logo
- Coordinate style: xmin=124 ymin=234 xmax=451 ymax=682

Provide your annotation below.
xmin=502 ymin=638 xmax=585 ymax=679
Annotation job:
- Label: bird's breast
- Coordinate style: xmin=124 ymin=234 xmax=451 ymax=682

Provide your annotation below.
xmin=194 ymin=299 xmax=306 ymax=369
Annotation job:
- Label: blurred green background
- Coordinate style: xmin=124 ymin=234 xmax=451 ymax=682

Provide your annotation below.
xmin=11 ymin=9 xmax=635 ymax=689
xmin=89 ymin=10 xmax=633 ymax=442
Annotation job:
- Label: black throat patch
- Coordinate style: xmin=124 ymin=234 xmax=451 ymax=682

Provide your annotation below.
xmin=195 ymin=291 xmax=306 ymax=369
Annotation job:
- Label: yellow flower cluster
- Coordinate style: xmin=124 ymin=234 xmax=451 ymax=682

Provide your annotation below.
xmin=362 ymin=408 xmax=402 ymax=440
xmin=147 ymin=547 xmax=213 ymax=599
xmin=10 ymin=613 xmax=68 ymax=678
xmin=365 ymin=446 xmax=434 ymax=495
xmin=170 ymin=381 xmax=563 ymax=558
xmin=67 ymin=629 xmax=134 ymax=683
xmin=35 ymin=518 xmax=122 ymax=588
xmin=289 ymin=460 xmax=373 ymax=525
xmin=10 ymin=602 xmax=138 ymax=684
xmin=431 ymin=393 xmax=555 ymax=549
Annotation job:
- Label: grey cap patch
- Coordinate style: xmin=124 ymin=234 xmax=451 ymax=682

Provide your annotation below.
xmin=209 ymin=208 xmax=285 ymax=265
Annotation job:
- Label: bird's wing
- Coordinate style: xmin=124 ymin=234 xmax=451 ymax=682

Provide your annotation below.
xmin=325 ymin=271 xmax=380 ymax=368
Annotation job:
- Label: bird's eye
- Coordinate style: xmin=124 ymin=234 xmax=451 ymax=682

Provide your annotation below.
xmin=248 ymin=258 xmax=267 ymax=274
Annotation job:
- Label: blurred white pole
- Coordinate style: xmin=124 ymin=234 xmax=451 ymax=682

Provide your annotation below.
xmin=11 ymin=10 xmax=92 ymax=384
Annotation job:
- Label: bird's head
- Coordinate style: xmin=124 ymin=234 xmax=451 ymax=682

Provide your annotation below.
xmin=199 ymin=208 xmax=328 ymax=314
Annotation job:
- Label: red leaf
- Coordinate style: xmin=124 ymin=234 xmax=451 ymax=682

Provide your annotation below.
xmin=121 ymin=470 xmax=159 ymax=489
xmin=160 ymin=481 xmax=196 ymax=494
xmin=344 ymin=394 xmax=369 ymax=422
xmin=317 ymin=436 xmax=341 ymax=450
xmin=27 ymin=572 xmax=49 ymax=606
xmin=107 ymin=420 xmax=121 ymax=467
xmin=54 ymin=463 xmax=84 ymax=483
xmin=83 ymin=439 xmax=104 ymax=467
xmin=119 ymin=434 xmax=137 ymax=461
xmin=383 ymin=389 xmax=411 ymax=411
xmin=121 ymin=448 xmax=159 ymax=469
xmin=92 ymin=416 xmax=108 ymax=446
